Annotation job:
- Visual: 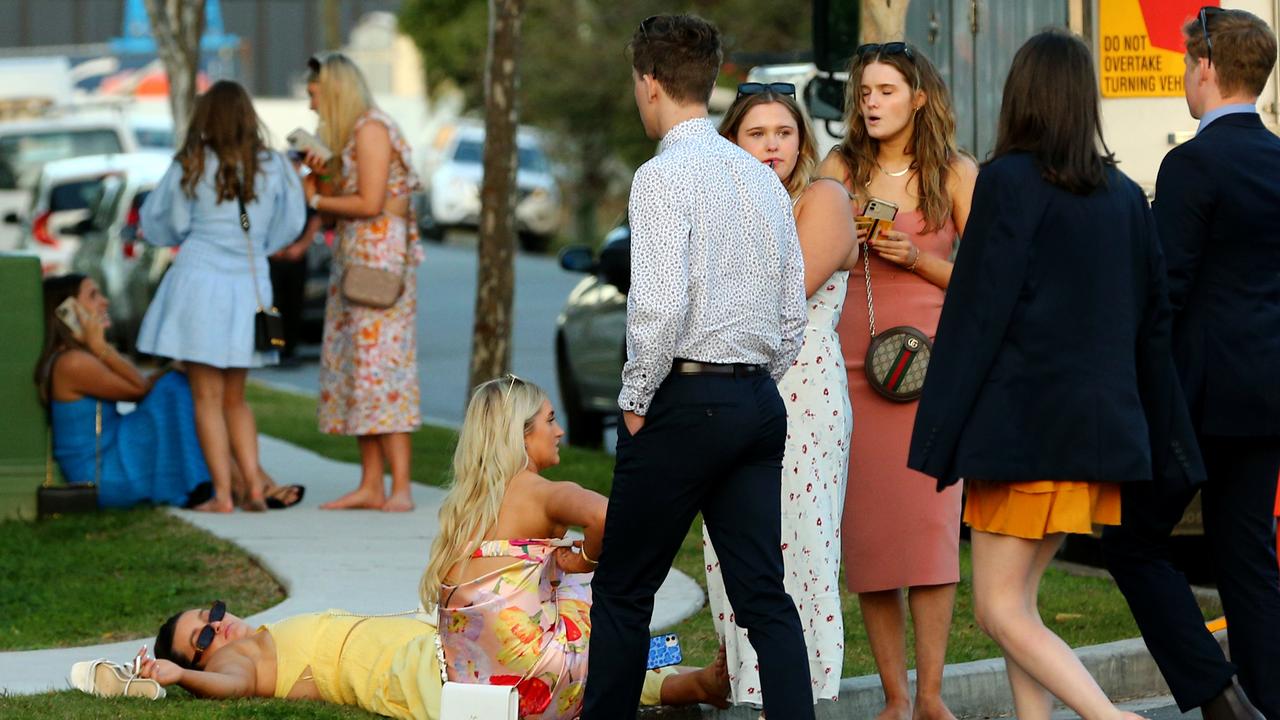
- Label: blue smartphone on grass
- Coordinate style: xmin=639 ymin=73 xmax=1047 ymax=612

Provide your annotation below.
xmin=646 ymin=633 xmax=682 ymax=669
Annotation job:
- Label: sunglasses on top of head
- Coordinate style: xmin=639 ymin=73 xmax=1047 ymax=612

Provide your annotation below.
xmin=855 ymin=42 xmax=915 ymax=61
xmin=736 ymin=82 xmax=797 ymax=100
xmin=1198 ymin=6 xmax=1224 ymax=66
xmin=190 ymin=600 xmax=227 ymax=665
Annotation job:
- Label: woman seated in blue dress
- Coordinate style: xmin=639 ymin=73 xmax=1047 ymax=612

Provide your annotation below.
xmin=34 ymin=274 xmax=302 ymax=509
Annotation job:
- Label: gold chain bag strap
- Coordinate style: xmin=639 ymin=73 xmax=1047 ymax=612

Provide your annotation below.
xmin=38 ymin=360 xmax=100 ymax=517
xmin=861 ymin=227 xmax=932 ymax=402
xmin=237 ymin=181 xmax=286 ymax=352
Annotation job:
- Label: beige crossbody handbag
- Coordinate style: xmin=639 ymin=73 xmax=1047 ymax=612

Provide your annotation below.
xmin=340 ymin=232 xmax=413 ymax=309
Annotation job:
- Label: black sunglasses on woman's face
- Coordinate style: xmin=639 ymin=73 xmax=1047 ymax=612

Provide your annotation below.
xmin=1198 ymin=6 xmax=1224 ymax=66
xmin=736 ymin=82 xmax=797 ymax=99
xmin=190 ymin=600 xmax=226 ymax=665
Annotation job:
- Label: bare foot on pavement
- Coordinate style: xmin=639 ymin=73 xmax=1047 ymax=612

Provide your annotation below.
xmin=191 ymin=497 xmax=234 ymax=513
xmin=320 ymin=486 xmax=386 ymax=510
xmin=381 ymin=492 xmax=415 ymax=513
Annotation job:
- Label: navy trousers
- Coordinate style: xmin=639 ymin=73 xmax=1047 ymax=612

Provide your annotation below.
xmin=1103 ymin=435 xmax=1280 ymax=715
xmin=581 ymin=373 xmax=815 ymax=719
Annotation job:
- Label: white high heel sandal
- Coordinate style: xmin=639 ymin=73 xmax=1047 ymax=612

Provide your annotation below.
xmin=69 ymin=659 xmax=166 ymax=700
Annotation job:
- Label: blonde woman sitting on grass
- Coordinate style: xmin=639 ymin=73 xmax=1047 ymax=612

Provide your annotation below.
xmin=424 ymin=375 xmax=729 ymax=719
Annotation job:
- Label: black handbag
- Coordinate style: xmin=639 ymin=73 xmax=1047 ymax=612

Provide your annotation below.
xmin=860 ymin=242 xmax=933 ymax=402
xmin=238 ymin=191 xmax=286 ymax=352
xmin=37 ymin=400 xmax=99 ymax=518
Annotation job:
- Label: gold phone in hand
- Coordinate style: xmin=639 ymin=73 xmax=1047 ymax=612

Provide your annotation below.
xmin=55 ymin=297 xmax=84 ymax=340
xmin=859 ymin=197 xmax=899 ymax=242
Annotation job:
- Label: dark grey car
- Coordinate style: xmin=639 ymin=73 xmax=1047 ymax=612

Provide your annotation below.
xmin=554 ymin=221 xmax=630 ymax=448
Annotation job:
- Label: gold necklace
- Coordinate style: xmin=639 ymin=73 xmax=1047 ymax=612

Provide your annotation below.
xmin=878 ymin=162 xmax=912 ymax=177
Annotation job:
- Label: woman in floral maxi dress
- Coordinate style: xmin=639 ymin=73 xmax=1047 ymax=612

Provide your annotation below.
xmin=303 ymin=53 xmax=422 ymax=512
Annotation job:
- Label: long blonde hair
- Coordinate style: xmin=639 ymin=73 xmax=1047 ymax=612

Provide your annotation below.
xmin=420 ymin=375 xmax=549 ymax=608
xmin=833 ymin=44 xmax=960 ymax=233
xmin=718 ymin=91 xmax=818 ymax=200
xmin=307 ymin=52 xmax=374 ymax=176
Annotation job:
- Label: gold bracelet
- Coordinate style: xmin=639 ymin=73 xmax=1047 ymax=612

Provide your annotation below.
xmin=93 ymin=345 xmax=111 ymax=361
xmin=905 ymin=246 xmax=920 ymax=273
xmin=580 ymin=544 xmax=600 ymax=566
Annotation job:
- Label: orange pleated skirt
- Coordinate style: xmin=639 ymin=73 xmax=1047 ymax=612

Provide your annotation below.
xmin=964 ymin=480 xmax=1122 ymax=540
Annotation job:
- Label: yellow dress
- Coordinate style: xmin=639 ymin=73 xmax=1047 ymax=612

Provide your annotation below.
xmin=265 ymin=610 xmax=442 ymax=720
xmin=964 ymin=480 xmax=1122 ymax=539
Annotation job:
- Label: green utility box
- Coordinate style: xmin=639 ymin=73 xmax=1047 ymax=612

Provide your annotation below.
xmin=0 ymin=254 xmax=46 ymax=521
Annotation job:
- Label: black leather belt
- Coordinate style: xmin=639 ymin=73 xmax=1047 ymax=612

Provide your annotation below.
xmin=671 ymin=359 xmax=766 ymax=377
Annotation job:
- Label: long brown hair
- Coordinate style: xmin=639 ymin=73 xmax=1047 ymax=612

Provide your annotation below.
xmin=176 ymin=80 xmax=268 ymax=203
xmin=832 ymin=44 xmax=959 ymax=233
xmin=34 ymin=274 xmax=88 ymax=404
xmin=719 ymin=91 xmax=818 ymax=199
xmin=990 ymin=29 xmax=1115 ymax=195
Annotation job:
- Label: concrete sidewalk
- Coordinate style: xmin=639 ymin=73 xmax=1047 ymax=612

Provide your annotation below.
xmin=0 ymin=434 xmax=705 ymax=696
xmin=639 ymin=632 xmax=1225 ymax=719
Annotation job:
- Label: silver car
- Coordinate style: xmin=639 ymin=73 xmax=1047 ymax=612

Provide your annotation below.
xmin=554 ymin=220 xmax=630 ymax=447
xmin=427 ymin=121 xmax=561 ymax=251
xmin=68 ymin=153 xmax=175 ymax=351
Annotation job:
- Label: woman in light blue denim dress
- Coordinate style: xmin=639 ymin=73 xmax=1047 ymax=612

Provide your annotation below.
xmin=137 ymin=80 xmax=306 ymax=513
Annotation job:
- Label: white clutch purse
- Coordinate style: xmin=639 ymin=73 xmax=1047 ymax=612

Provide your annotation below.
xmin=440 ymin=681 xmax=518 ymax=720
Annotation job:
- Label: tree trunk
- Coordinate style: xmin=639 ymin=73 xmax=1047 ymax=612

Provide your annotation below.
xmin=468 ymin=0 xmax=524 ymax=394
xmin=861 ymin=0 xmax=911 ymax=42
xmin=143 ymin=0 xmax=206 ymax=147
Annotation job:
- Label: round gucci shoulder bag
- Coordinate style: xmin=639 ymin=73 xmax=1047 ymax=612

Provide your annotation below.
xmin=861 ymin=243 xmax=932 ymax=402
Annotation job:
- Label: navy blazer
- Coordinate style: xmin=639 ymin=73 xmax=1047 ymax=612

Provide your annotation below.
xmin=1152 ymin=112 xmax=1280 ymax=437
xmin=907 ymin=152 xmax=1205 ymax=491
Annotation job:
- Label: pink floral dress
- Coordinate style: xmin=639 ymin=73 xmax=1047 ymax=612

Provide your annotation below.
xmin=439 ymin=540 xmax=593 ymax=719
xmin=318 ymin=109 xmax=424 ymax=436
xmin=703 ymin=269 xmax=852 ymax=705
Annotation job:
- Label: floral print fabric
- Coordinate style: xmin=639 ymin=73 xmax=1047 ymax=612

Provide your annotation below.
xmin=703 ymin=270 xmax=853 ymax=705
xmin=439 ymin=539 xmax=592 ymax=719
xmin=317 ymin=109 xmax=424 ymax=435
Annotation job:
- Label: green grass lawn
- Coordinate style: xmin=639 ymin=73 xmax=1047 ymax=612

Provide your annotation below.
xmin=0 ymin=508 xmax=283 ymax=652
xmin=0 ymin=382 xmax=1219 ymax=717
xmin=0 ymin=691 xmax=372 ymax=719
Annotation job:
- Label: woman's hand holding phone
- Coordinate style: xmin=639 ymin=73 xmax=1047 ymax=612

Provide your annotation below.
xmin=870 ymin=229 xmax=919 ymax=267
xmin=302 ymin=150 xmax=329 ymax=175
xmin=71 ymin=301 xmax=109 ymax=358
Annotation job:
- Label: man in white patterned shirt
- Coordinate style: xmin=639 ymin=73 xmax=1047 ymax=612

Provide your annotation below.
xmin=582 ymin=14 xmax=812 ymax=719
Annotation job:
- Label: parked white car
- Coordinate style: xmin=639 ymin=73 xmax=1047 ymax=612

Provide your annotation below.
xmin=69 ymin=152 xmax=175 ymax=350
xmin=0 ymin=111 xmax=172 ymax=252
xmin=14 ymin=151 xmax=170 ymax=276
xmin=427 ymin=122 xmax=561 ymax=250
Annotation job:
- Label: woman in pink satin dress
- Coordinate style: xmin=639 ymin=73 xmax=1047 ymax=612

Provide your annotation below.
xmin=816 ymin=42 xmax=977 ymax=720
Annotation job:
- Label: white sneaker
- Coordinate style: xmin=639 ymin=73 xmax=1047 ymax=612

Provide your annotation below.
xmin=68 ymin=659 xmax=166 ymax=700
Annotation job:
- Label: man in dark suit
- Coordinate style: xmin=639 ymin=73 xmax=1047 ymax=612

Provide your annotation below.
xmin=1103 ymin=9 xmax=1280 ymax=720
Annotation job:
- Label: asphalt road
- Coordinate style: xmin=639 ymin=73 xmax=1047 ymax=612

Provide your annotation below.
xmin=255 ymin=241 xmax=586 ymax=428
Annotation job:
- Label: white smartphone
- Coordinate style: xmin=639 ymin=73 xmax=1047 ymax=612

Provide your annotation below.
xmin=55 ymin=297 xmax=83 ymax=340
xmin=286 ymin=128 xmax=333 ymax=163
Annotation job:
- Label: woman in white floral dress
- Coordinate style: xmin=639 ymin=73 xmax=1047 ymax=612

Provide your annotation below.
xmin=703 ymin=86 xmax=858 ymax=707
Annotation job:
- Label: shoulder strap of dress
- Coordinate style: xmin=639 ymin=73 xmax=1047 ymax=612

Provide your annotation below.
xmin=811 ymin=176 xmax=856 ymax=200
